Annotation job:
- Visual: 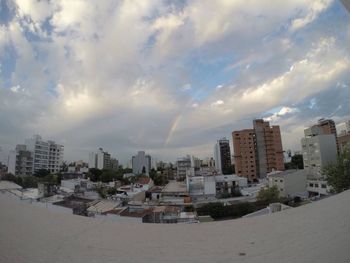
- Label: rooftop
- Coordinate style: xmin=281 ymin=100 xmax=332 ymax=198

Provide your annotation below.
xmin=268 ymin=169 xmax=306 ymax=178
xmin=0 ymin=190 xmax=350 ymax=262
xmin=162 ymin=181 xmax=187 ymax=194
xmin=0 ymin=181 xmax=22 ymax=190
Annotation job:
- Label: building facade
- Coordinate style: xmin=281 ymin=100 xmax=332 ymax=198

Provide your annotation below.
xmin=268 ymin=170 xmax=307 ymax=198
xmin=301 ymin=126 xmax=337 ymax=196
xmin=214 ymin=138 xmax=232 ymax=175
xmin=132 ymin=151 xmax=151 ymax=176
xmin=176 ymin=156 xmax=192 ymax=180
xmin=89 ymin=148 xmax=112 ymax=170
xmin=24 ymin=135 xmax=63 ymax=174
xmin=8 ymin=135 xmax=63 ymax=176
xmin=314 ymin=118 xmax=339 ymax=154
xmin=338 ymin=132 xmax=350 ymax=153
xmin=233 ymin=119 xmax=284 ymax=182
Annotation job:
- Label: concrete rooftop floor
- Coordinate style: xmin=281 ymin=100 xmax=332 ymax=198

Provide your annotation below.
xmin=0 ymin=191 xmax=350 ymax=263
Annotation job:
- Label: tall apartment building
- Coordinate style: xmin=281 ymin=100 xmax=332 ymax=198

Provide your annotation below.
xmin=214 ymin=138 xmax=232 ymax=175
xmin=89 ymin=148 xmax=111 ymax=170
xmin=338 ymin=133 xmax=350 ymax=153
xmin=12 ymin=145 xmax=33 ymax=177
xmin=313 ymin=118 xmax=339 ymax=154
xmin=337 ymin=120 xmax=350 ymax=153
xmin=8 ymin=135 xmax=63 ymax=176
xmin=301 ymin=126 xmax=337 ymax=195
xmin=25 ymin=135 xmax=49 ymax=173
xmin=176 ymin=155 xmax=192 ymax=179
xmin=132 ymin=151 xmax=151 ymax=176
xmin=233 ymin=119 xmax=284 ymax=182
xmin=48 ymin=140 xmax=64 ymax=173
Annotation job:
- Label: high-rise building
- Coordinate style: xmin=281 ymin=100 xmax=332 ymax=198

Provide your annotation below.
xmin=338 ymin=133 xmax=350 ymax=153
xmin=132 ymin=151 xmax=151 ymax=176
xmin=233 ymin=119 xmax=284 ymax=182
xmin=301 ymin=126 xmax=337 ymax=195
xmin=48 ymin=140 xmax=64 ymax=173
xmin=314 ymin=118 xmax=339 ymax=154
xmin=214 ymin=138 xmax=232 ymax=175
xmin=24 ymin=135 xmax=64 ymax=174
xmin=176 ymin=155 xmax=192 ymax=179
xmin=13 ymin=145 xmax=33 ymax=177
xmin=110 ymin=158 xmax=119 ymax=170
xmin=7 ymin=135 xmax=63 ymax=176
xmin=89 ymin=148 xmax=112 ymax=170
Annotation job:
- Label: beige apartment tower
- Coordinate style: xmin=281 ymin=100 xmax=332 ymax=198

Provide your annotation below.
xmin=233 ymin=119 xmax=284 ymax=182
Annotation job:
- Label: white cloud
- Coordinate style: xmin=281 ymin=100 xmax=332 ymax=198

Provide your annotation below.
xmin=10 ymin=85 xmax=20 ymax=93
xmin=265 ymin=107 xmax=299 ymax=122
xmin=182 ymin=83 xmax=192 ymax=91
xmin=290 ymin=0 xmax=333 ymax=31
xmin=1 ymin=0 xmax=348 ymax=162
xmin=211 ymin=100 xmax=224 ymax=106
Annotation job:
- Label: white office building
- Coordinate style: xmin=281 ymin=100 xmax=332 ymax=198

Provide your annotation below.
xmin=301 ymin=126 xmax=337 ymax=195
xmin=89 ymin=148 xmax=111 ymax=170
xmin=7 ymin=135 xmax=63 ymax=176
xmin=132 ymin=151 xmax=151 ymax=176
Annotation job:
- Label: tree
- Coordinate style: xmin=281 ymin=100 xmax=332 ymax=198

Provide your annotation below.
xmin=257 ymin=185 xmax=280 ymax=203
xmin=291 ymin=154 xmax=304 ymax=169
xmin=324 ymin=147 xmax=350 ymax=193
xmin=22 ymin=176 xmax=39 ymax=188
xmin=100 ymin=170 xmax=115 ymax=183
xmin=34 ymin=169 xmax=50 ymax=178
xmin=88 ymin=168 xmax=103 ymax=182
xmin=223 ymin=165 xmax=235 ymax=175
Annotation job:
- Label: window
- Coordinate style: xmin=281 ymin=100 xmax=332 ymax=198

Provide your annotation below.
xmin=309 ymin=183 xmax=314 ymax=187
xmin=315 ymin=184 xmax=319 ymax=188
xmin=321 ymin=184 xmax=327 ymax=189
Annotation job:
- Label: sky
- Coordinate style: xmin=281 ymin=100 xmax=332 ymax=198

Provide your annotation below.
xmin=0 ymin=0 xmax=350 ymax=164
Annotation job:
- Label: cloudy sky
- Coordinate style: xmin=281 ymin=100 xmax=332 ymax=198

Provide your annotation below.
xmin=0 ymin=0 xmax=350 ymax=164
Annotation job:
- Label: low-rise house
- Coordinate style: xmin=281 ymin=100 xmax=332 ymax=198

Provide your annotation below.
xmin=268 ymin=170 xmax=307 ymax=198
xmin=161 ymin=181 xmax=190 ymax=205
xmin=38 ymin=182 xmax=56 ymax=198
xmin=104 ymin=207 xmax=153 ymax=223
xmin=215 ymin=174 xmax=247 ymax=196
xmin=178 ymin=212 xmax=198 ymax=223
xmin=143 ymin=206 xmax=180 ymax=223
xmin=136 ymin=177 xmax=154 ymax=191
xmin=60 ymin=179 xmax=94 ymax=192
xmin=186 ymin=175 xmax=216 ymax=198
xmin=87 ymin=200 xmax=122 ymax=215
xmin=116 ymin=185 xmax=146 ymax=202
xmin=53 ymin=196 xmax=93 ymax=216
xmin=147 ymin=186 xmax=164 ymax=202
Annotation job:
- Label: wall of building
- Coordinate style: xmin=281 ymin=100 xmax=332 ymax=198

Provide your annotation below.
xmin=233 ymin=129 xmax=257 ymax=181
xmin=269 ymin=170 xmax=307 ymax=198
xmin=132 ymin=151 xmax=151 ymax=176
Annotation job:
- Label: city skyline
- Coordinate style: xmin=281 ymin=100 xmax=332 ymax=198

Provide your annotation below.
xmin=1 ymin=0 xmax=350 ymax=163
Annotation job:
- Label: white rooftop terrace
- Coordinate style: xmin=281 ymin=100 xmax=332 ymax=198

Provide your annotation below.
xmin=0 ymin=190 xmax=350 ymax=262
